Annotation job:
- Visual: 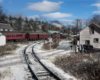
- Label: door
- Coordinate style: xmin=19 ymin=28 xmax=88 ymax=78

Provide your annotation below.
xmin=85 ymin=40 xmax=90 ymax=45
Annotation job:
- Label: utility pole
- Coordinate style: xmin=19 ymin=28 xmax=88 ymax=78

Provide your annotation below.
xmin=75 ymin=19 xmax=80 ymax=35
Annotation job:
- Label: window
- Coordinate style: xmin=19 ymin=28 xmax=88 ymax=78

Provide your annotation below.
xmin=90 ymin=27 xmax=94 ymax=34
xmin=0 ymin=29 xmax=3 ymax=31
xmin=94 ymin=38 xmax=99 ymax=43
xmin=5 ymin=29 xmax=8 ymax=31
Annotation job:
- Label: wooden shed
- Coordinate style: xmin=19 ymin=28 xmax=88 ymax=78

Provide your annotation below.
xmin=0 ymin=32 xmax=6 ymax=46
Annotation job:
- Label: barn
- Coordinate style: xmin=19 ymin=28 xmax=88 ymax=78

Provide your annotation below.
xmin=0 ymin=32 xmax=6 ymax=46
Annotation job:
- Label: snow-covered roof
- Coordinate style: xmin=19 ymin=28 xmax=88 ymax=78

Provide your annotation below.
xmin=0 ymin=31 xmax=6 ymax=36
xmin=48 ymin=30 xmax=60 ymax=34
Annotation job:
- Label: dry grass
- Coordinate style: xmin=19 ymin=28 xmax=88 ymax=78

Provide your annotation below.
xmin=42 ymin=43 xmax=50 ymax=50
xmin=42 ymin=42 xmax=59 ymax=50
xmin=54 ymin=53 xmax=100 ymax=80
xmin=0 ymin=42 xmax=18 ymax=56
xmin=51 ymin=43 xmax=59 ymax=49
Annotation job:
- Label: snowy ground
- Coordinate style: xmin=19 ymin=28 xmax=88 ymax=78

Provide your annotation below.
xmin=0 ymin=40 xmax=78 ymax=80
xmin=34 ymin=41 xmax=79 ymax=80
xmin=0 ymin=41 xmax=39 ymax=80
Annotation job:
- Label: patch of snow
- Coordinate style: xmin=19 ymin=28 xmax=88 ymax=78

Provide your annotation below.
xmin=0 ymin=58 xmax=21 ymax=65
xmin=0 ymin=65 xmax=27 ymax=80
xmin=41 ymin=60 xmax=78 ymax=80
xmin=33 ymin=41 xmax=79 ymax=80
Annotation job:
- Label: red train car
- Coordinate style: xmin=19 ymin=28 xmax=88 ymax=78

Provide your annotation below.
xmin=39 ymin=34 xmax=48 ymax=39
xmin=3 ymin=32 xmax=27 ymax=41
xmin=28 ymin=33 xmax=38 ymax=40
xmin=2 ymin=31 xmax=51 ymax=41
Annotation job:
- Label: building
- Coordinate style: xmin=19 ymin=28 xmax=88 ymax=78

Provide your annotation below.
xmin=0 ymin=23 xmax=13 ymax=32
xmin=0 ymin=32 xmax=6 ymax=46
xmin=80 ymin=22 xmax=100 ymax=48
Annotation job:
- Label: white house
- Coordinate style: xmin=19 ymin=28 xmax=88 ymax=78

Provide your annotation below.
xmin=80 ymin=22 xmax=100 ymax=48
xmin=0 ymin=32 xmax=6 ymax=46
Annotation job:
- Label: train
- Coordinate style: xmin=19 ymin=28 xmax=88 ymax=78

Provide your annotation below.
xmin=1 ymin=31 xmax=67 ymax=42
xmin=2 ymin=31 xmax=51 ymax=41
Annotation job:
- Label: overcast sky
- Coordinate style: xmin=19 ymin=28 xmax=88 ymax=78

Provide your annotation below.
xmin=0 ymin=0 xmax=100 ymax=23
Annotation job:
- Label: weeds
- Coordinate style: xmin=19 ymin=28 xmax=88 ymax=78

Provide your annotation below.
xmin=42 ymin=42 xmax=59 ymax=50
xmin=54 ymin=53 xmax=100 ymax=80
xmin=0 ymin=42 xmax=18 ymax=56
xmin=42 ymin=43 xmax=50 ymax=50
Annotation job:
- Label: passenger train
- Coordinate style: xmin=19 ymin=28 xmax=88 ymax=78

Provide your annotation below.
xmin=1 ymin=31 xmax=67 ymax=41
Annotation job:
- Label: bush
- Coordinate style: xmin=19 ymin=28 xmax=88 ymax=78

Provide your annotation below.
xmin=0 ymin=42 xmax=18 ymax=56
xmin=51 ymin=43 xmax=59 ymax=49
xmin=5 ymin=43 xmax=18 ymax=50
xmin=42 ymin=43 xmax=50 ymax=50
xmin=42 ymin=42 xmax=59 ymax=50
xmin=54 ymin=53 xmax=100 ymax=80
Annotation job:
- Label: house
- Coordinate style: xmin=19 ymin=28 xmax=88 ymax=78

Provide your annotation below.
xmin=0 ymin=23 xmax=13 ymax=32
xmin=80 ymin=22 xmax=100 ymax=48
xmin=0 ymin=32 xmax=6 ymax=46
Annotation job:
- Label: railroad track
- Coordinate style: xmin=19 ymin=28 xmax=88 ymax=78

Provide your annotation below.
xmin=24 ymin=43 xmax=62 ymax=80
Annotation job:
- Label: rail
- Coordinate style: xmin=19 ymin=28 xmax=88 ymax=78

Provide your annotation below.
xmin=32 ymin=46 xmax=62 ymax=80
xmin=24 ymin=45 xmax=39 ymax=80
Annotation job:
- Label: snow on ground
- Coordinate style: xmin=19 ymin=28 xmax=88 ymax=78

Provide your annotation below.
xmin=34 ymin=40 xmax=78 ymax=80
xmin=0 ymin=40 xmax=44 ymax=80
xmin=0 ymin=43 xmax=29 ymax=80
xmin=41 ymin=60 xmax=78 ymax=80
xmin=0 ymin=40 xmax=77 ymax=80
xmin=0 ymin=64 xmax=27 ymax=80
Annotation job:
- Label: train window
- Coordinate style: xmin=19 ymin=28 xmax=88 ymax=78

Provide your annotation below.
xmin=12 ymin=35 xmax=13 ymax=37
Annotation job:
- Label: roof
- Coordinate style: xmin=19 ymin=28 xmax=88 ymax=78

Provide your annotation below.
xmin=1 ymin=31 xmax=49 ymax=34
xmin=0 ymin=31 xmax=6 ymax=37
xmin=79 ymin=22 xmax=100 ymax=33
xmin=0 ymin=23 xmax=13 ymax=30
xmin=48 ymin=30 xmax=60 ymax=34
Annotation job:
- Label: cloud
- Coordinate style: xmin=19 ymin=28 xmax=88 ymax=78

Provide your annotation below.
xmin=43 ymin=12 xmax=73 ymax=18
xmin=60 ymin=19 xmax=73 ymax=22
xmin=91 ymin=3 xmax=100 ymax=7
xmin=92 ymin=11 xmax=100 ymax=13
xmin=0 ymin=0 xmax=3 ymax=3
xmin=27 ymin=0 xmax=63 ymax=12
xmin=91 ymin=3 xmax=100 ymax=14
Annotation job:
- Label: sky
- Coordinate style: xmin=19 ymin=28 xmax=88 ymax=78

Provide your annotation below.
xmin=0 ymin=0 xmax=100 ymax=24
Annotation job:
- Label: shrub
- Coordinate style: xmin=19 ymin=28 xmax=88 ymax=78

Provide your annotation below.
xmin=51 ymin=43 xmax=59 ymax=49
xmin=42 ymin=43 xmax=50 ymax=50
xmin=54 ymin=53 xmax=100 ymax=80
xmin=0 ymin=42 xmax=18 ymax=56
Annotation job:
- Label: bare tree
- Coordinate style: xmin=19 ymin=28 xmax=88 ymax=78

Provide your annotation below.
xmin=18 ymin=16 xmax=23 ymax=31
xmin=90 ymin=14 xmax=100 ymax=26
xmin=0 ymin=5 xmax=8 ymax=23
